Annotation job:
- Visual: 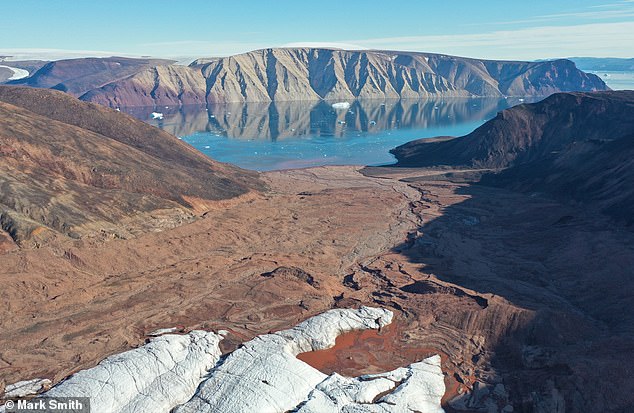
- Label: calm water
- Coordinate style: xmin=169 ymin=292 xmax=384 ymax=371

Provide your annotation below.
xmin=588 ymin=71 xmax=634 ymax=91
xmin=126 ymin=97 xmax=535 ymax=171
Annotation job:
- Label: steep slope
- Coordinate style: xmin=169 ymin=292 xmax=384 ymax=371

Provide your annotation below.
xmin=392 ymin=90 xmax=634 ymax=223
xmin=0 ymin=86 xmax=264 ymax=245
xmin=78 ymin=48 xmax=608 ymax=106
xmin=80 ymin=64 xmax=207 ymax=107
xmin=9 ymin=57 xmax=174 ymax=97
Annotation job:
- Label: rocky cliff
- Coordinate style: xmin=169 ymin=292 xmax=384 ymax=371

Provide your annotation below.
xmin=13 ymin=48 xmax=605 ymax=107
xmin=0 ymin=86 xmax=264 ymax=246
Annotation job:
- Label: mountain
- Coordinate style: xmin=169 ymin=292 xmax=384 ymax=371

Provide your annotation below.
xmin=569 ymin=57 xmax=634 ymax=72
xmin=391 ymin=90 xmax=634 ymax=224
xmin=0 ymin=86 xmax=264 ymax=247
xmin=8 ymin=57 xmax=174 ymax=97
xmin=80 ymin=48 xmax=608 ymax=106
xmin=0 ymin=60 xmax=47 ymax=83
xmin=80 ymin=64 xmax=207 ymax=107
xmin=9 ymin=49 xmax=608 ymax=107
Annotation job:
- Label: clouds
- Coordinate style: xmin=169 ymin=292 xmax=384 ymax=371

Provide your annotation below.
xmin=0 ymin=48 xmax=140 ymax=61
xmin=345 ymin=22 xmax=634 ymax=60
xmin=1 ymin=4 xmax=632 ymax=62
xmin=282 ymin=42 xmax=368 ymax=51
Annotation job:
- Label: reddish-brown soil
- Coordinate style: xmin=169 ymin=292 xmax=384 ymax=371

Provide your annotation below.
xmin=1 ymin=165 xmax=633 ymax=412
xmin=296 ymin=319 xmax=466 ymax=407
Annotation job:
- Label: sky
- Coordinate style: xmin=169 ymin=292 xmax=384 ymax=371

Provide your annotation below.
xmin=1 ymin=0 xmax=633 ymax=61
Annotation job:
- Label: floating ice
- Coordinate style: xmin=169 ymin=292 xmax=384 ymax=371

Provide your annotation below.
xmin=331 ymin=102 xmax=351 ymax=110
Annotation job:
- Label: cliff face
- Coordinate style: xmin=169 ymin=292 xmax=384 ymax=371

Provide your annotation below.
xmin=80 ymin=64 xmax=207 ymax=107
xmin=0 ymin=86 xmax=264 ymax=245
xmin=76 ymin=48 xmax=608 ymax=106
xmin=392 ymin=90 xmax=634 ymax=224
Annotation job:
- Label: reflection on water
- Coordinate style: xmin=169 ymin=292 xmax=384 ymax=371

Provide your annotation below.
xmin=124 ymin=97 xmax=535 ymax=171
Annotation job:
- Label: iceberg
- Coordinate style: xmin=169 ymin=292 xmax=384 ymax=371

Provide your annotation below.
xmin=331 ymin=102 xmax=351 ymax=110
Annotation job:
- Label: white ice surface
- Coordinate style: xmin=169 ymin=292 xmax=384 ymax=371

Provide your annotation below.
xmin=297 ymin=356 xmax=445 ymax=413
xmin=3 ymin=378 xmax=51 ymax=398
xmin=20 ymin=307 xmax=445 ymax=413
xmin=0 ymin=65 xmax=29 ymax=80
xmin=331 ymin=102 xmax=351 ymax=109
xmin=42 ymin=330 xmax=223 ymax=413
xmin=175 ymin=306 xmax=393 ymax=413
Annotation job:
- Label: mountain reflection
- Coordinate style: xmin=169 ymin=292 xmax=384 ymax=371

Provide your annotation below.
xmin=125 ymin=97 xmax=534 ymax=139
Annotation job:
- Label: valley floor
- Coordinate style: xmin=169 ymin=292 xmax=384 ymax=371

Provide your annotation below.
xmin=1 ymin=166 xmax=633 ymax=412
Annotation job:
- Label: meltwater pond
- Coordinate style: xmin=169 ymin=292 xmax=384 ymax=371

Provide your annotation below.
xmin=126 ymin=97 xmax=534 ymax=171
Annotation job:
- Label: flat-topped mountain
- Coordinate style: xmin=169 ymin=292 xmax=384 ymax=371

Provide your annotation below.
xmin=0 ymin=86 xmax=264 ymax=247
xmin=392 ymin=90 xmax=634 ymax=224
xmin=8 ymin=56 xmax=174 ymax=97
xmin=12 ymin=49 xmax=608 ymax=107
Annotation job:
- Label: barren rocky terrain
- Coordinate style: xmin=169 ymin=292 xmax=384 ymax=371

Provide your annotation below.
xmin=0 ymin=86 xmax=263 ymax=247
xmin=1 ymin=89 xmax=633 ymax=412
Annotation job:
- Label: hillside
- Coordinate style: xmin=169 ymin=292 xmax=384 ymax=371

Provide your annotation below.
xmin=391 ymin=90 xmax=634 ymax=223
xmin=8 ymin=57 xmax=174 ymax=97
xmin=0 ymin=86 xmax=264 ymax=247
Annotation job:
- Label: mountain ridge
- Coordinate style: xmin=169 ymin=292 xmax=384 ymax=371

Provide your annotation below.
xmin=8 ymin=48 xmax=608 ymax=107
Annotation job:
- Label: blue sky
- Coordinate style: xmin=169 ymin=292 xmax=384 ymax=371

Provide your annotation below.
xmin=1 ymin=0 xmax=633 ymax=61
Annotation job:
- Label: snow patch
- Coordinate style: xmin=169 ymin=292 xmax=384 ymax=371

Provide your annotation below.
xmin=151 ymin=112 xmax=164 ymax=120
